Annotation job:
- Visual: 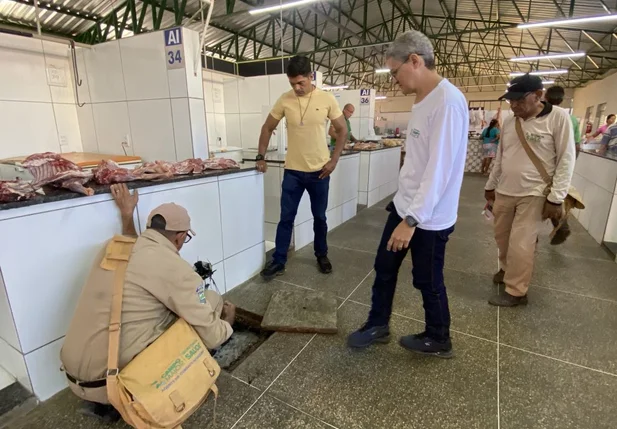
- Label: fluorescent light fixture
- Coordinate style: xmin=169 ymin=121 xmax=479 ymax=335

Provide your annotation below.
xmin=375 ymin=68 xmax=390 ymax=73
xmin=510 ymin=52 xmax=585 ymax=62
xmin=375 ymin=96 xmax=387 ymax=100
xmin=322 ymin=85 xmax=349 ymax=90
xmin=249 ymin=0 xmax=319 ymax=15
xmin=509 ymin=69 xmax=568 ymax=77
xmin=542 ymin=80 xmax=555 ymax=85
xmin=518 ymin=14 xmax=617 ymax=29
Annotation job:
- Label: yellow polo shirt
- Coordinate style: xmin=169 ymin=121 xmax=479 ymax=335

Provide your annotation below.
xmin=270 ymin=88 xmax=344 ymax=172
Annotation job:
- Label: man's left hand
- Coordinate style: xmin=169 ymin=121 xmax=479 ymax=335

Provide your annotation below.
xmin=542 ymin=201 xmax=563 ymax=221
xmin=387 ymin=221 xmax=416 ymax=252
xmin=319 ymin=159 xmax=338 ymax=179
xmin=111 ymin=184 xmax=138 ymax=218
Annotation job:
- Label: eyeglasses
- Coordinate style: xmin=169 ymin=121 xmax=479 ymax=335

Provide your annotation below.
xmin=184 ymin=232 xmax=193 ymax=244
xmin=505 ymin=91 xmax=534 ymax=105
xmin=390 ymin=59 xmax=410 ymax=78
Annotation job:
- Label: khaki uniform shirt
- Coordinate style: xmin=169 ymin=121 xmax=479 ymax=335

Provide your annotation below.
xmin=270 ymin=88 xmax=343 ymax=172
xmin=61 ymin=229 xmax=233 ymax=385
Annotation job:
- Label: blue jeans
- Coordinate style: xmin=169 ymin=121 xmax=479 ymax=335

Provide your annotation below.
xmin=272 ymin=169 xmax=330 ymax=265
xmin=368 ymin=203 xmax=454 ymax=341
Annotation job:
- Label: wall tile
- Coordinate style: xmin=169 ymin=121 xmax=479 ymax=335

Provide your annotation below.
xmin=342 ymin=198 xmax=358 ymax=223
xmin=0 ymin=272 xmax=20 ymax=351
xmin=239 ymin=75 xmax=269 ymax=113
xmin=136 ymin=179 xmax=224 ymax=264
xmin=219 ymin=173 xmax=265 ymax=258
xmin=293 ymin=220 xmax=313 ymax=251
xmin=128 ymin=99 xmax=176 ymax=162
xmin=0 ymin=338 xmax=31 ymax=393
xmin=0 ymin=36 xmax=49 ymax=103
xmin=168 ymin=68 xmax=188 ymax=98
xmin=91 ymin=101 xmax=133 ymax=156
xmin=223 ymin=79 xmax=239 ymax=114
xmin=239 ymin=113 xmax=262 ymax=150
xmin=349 ymin=117 xmax=360 ymax=138
xmin=53 ymin=104 xmax=83 ymax=153
xmin=189 ymin=98 xmax=208 ymax=159
xmin=211 ymin=262 xmax=226 ymax=295
xmin=84 ymin=41 xmax=126 ymax=103
xmin=183 ymin=29 xmax=204 ymax=100
xmin=119 ymin=32 xmax=170 ymax=101
xmin=24 ymin=337 xmax=66 ymax=401
xmin=0 ymin=101 xmax=60 ymax=159
xmin=76 ymin=104 xmax=99 ymax=153
xmin=0 ymin=199 xmax=123 ymax=354
xmin=171 ymin=98 xmax=194 ymax=160
xmin=327 ymin=205 xmax=343 ymax=231
xmin=223 ymin=242 xmax=265 ymax=293
xmin=269 ymin=74 xmax=290 ymax=105
xmin=42 ymin=46 xmax=76 ymax=105
xmin=74 ymin=48 xmax=92 ymax=104
xmin=358 ymin=191 xmax=368 ymax=206
xmin=295 ymin=192 xmax=313 ymax=226
xmin=225 ymin=113 xmax=241 ymax=147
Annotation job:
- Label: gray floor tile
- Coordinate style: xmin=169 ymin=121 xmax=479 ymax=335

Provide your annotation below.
xmin=234 ymin=395 xmax=334 ymax=429
xmin=530 ymin=251 xmax=617 ymax=301
xmin=500 ymin=287 xmax=617 ymax=373
xmin=350 ymin=264 xmax=498 ymax=341
xmin=349 ymin=206 xmax=390 ymax=228
xmin=281 ymin=246 xmax=375 ymax=298
xmin=445 ymin=237 xmax=499 ymax=276
xmin=232 ymin=331 xmax=313 ymax=390
xmin=267 ymin=301 xmax=498 ymax=429
xmin=327 ymin=221 xmax=383 ymax=252
xmin=500 ymin=346 xmax=617 ymax=429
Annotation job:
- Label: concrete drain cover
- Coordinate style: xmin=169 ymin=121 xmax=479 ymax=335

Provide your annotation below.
xmin=261 ymin=289 xmax=338 ymax=334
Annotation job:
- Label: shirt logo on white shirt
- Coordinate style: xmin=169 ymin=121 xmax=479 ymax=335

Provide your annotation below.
xmin=411 ymin=128 xmax=420 ymax=138
xmin=525 ymin=132 xmax=542 ymax=143
xmin=196 ymin=282 xmax=207 ymax=304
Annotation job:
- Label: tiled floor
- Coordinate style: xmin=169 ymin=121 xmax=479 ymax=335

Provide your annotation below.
xmin=12 ymin=175 xmax=617 ymax=429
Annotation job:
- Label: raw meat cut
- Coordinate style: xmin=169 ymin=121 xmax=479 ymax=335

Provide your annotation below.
xmin=0 ymin=180 xmax=38 ymax=203
xmin=351 ymin=142 xmax=381 ymax=151
xmin=142 ymin=159 xmax=206 ymax=175
xmin=21 ymin=152 xmax=94 ymax=196
xmin=203 ymin=158 xmax=240 ymax=170
xmin=92 ymin=160 xmax=173 ymax=185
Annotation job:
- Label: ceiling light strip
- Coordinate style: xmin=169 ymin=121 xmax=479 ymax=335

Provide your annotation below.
xmin=518 ymin=14 xmax=617 ymax=29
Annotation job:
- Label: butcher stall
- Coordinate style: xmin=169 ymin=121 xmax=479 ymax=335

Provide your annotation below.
xmin=0 ymin=153 xmax=265 ymax=402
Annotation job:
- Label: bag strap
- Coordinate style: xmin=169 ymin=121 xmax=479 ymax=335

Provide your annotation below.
xmin=103 ymin=235 xmax=137 ymax=424
xmin=514 ymin=117 xmax=552 ymax=186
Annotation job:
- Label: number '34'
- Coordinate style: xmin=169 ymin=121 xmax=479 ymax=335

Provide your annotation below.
xmin=168 ymin=50 xmax=182 ymax=64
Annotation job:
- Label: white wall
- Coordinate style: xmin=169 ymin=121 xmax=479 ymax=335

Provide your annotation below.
xmin=572 ymin=72 xmax=617 ymax=131
xmin=0 ymin=33 xmax=83 ymax=159
xmin=203 ymin=70 xmax=228 ymax=150
xmin=75 ymin=28 xmax=207 ymax=162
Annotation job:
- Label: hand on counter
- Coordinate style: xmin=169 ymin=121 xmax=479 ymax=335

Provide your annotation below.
xmin=256 ymin=160 xmax=268 ymax=174
xmin=111 ymin=183 xmax=139 ymax=218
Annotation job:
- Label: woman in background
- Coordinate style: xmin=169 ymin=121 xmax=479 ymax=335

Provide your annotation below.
xmin=481 ymin=119 xmax=500 ymax=176
xmin=589 ymin=114 xmax=616 ymax=139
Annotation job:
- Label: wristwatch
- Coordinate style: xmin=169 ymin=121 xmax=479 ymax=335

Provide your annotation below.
xmin=405 ymin=215 xmax=419 ymax=228
xmin=255 ymin=154 xmax=265 ymax=162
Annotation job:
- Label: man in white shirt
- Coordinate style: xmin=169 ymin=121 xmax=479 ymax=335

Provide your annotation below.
xmin=347 ymin=31 xmax=468 ymax=358
xmin=485 ymin=74 xmax=575 ymax=307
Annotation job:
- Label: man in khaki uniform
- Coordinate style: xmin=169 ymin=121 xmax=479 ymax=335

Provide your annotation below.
xmin=61 ymin=184 xmax=235 ymax=421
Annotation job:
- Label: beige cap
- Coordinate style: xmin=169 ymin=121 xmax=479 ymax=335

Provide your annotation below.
xmin=146 ymin=203 xmax=196 ymax=235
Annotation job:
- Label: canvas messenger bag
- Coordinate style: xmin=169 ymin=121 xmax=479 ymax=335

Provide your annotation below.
xmin=102 ymin=234 xmax=220 ymax=429
xmin=514 ymin=118 xmax=585 ymax=237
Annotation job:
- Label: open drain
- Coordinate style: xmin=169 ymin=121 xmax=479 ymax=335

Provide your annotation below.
xmin=212 ymin=310 xmax=272 ymax=372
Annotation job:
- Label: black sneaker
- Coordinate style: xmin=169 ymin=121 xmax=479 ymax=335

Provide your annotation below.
xmin=489 ymin=291 xmax=528 ymax=307
xmin=347 ymin=324 xmax=390 ymax=349
xmin=399 ymin=332 xmax=453 ymax=359
xmin=316 ymin=255 xmax=333 ymax=274
xmin=260 ymin=261 xmax=285 ymax=281
xmin=77 ymin=401 xmax=121 ymax=423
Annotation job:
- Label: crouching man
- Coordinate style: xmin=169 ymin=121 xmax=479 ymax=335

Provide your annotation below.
xmin=61 ymin=184 xmax=235 ymax=422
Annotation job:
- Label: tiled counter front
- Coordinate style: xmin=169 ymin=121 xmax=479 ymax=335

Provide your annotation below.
xmin=0 ymin=171 xmax=264 ymax=400
xmin=358 ymin=147 xmax=402 ymax=207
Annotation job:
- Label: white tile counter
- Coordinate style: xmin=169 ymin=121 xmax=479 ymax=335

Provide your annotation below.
xmin=0 ymin=170 xmax=264 ymax=400
xmin=571 ymin=151 xmax=617 ymax=260
xmin=357 ymin=146 xmax=402 ymax=207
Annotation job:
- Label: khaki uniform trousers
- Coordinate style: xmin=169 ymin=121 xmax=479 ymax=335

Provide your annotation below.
xmin=493 ymin=193 xmax=545 ymax=297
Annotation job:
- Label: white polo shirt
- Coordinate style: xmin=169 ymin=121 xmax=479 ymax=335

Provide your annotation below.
xmin=485 ymin=103 xmax=575 ymax=203
xmin=393 ymin=79 xmax=469 ymax=231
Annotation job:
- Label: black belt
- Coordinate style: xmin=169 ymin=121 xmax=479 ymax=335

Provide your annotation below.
xmin=66 ymin=372 xmax=107 ymax=389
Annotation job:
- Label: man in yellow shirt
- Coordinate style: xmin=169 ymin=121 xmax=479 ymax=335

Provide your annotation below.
xmin=256 ymin=56 xmax=348 ymax=279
